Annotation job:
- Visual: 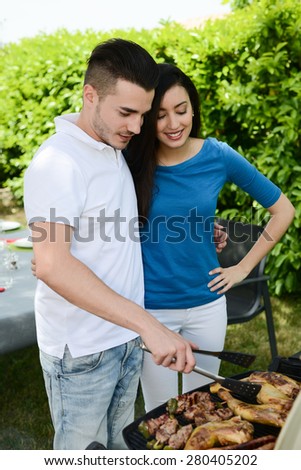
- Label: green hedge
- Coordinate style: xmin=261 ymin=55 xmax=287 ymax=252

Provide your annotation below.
xmin=1 ymin=0 xmax=300 ymax=295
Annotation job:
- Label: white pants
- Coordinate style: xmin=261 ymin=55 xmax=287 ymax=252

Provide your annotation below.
xmin=141 ymin=296 xmax=227 ymax=412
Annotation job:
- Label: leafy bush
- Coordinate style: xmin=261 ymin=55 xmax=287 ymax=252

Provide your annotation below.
xmin=1 ymin=0 xmax=300 ymax=295
xmin=187 ymin=0 xmax=301 ymax=295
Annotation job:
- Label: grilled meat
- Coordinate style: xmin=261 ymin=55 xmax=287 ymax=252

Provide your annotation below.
xmin=155 ymin=418 xmax=179 ymax=444
xmin=170 ymin=390 xmax=233 ymax=425
xmin=143 ymin=419 xmax=193 ymax=450
xmin=139 ymin=413 xmax=170 ymax=438
xmin=137 ymin=372 xmax=298 ymax=450
xmin=184 ymin=416 xmax=254 ymax=450
xmin=210 ymin=435 xmax=276 ymax=450
xmin=242 ymin=371 xmax=301 ymax=399
xmin=174 ymin=391 xmax=215 ymax=414
xmin=139 ymin=390 xmax=236 ymax=449
xmin=193 ymin=406 xmax=234 ymax=426
xmin=255 ymin=383 xmax=294 ymax=410
xmin=210 ymin=383 xmax=288 ymax=427
xmin=168 ymin=424 xmax=194 ymax=449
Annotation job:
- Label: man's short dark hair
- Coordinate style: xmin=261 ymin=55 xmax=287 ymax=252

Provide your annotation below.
xmin=84 ymin=38 xmax=159 ymax=97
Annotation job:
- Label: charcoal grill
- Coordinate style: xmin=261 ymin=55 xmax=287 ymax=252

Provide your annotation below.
xmin=123 ymin=370 xmax=282 ymax=450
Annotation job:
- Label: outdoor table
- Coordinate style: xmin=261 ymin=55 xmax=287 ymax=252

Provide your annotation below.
xmin=0 ymin=227 xmax=37 ymax=355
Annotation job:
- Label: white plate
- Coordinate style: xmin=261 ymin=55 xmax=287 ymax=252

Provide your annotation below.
xmin=12 ymin=237 xmax=33 ymax=249
xmin=0 ymin=220 xmax=21 ymax=232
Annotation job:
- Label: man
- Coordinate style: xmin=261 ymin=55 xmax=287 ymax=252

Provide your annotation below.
xmin=24 ymin=38 xmax=198 ymax=450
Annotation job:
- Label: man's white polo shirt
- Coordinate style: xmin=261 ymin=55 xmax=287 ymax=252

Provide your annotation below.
xmin=24 ymin=113 xmax=144 ymax=358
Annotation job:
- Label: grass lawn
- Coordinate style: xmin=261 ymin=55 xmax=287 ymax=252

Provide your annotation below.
xmin=0 ymin=294 xmax=300 ymax=449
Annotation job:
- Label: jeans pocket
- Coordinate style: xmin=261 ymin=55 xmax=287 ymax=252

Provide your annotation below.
xmin=61 ymin=346 xmax=104 ymax=376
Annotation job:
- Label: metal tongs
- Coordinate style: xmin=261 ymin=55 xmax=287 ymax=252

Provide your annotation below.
xmin=140 ymin=343 xmax=261 ymax=401
xmin=192 ymin=365 xmax=261 ymax=400
xmin=192 ymin=348 xmax=256 ymax=368
xmin=140 ymin=343 xmax=256 ymax=368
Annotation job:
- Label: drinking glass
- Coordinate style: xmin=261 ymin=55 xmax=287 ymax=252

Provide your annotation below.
xmin=0 ymin=241 xmax=18 ymax=292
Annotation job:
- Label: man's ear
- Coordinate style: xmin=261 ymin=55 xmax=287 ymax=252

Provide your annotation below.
xmin=83 ymin=84 xmax=97 ymax=105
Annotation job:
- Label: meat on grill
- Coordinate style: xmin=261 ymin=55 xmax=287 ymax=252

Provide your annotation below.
xmin=137 ymin=372 xmax=299 ymax=450
xmin=242 ymin=371 xmax=301 ymax=400
xmin=210 ymin=383 xmax=288 ymax=427
xmin=168 ymin=424 xmax=194 ymax=449
xmin=210 ymin=434 xmax=276 ymax=450
xmin=193 ymin=406 xmax=234 ymax=426
xmin=172 ymin=390 xmax=234 ymax=425
xmin=255 ymin=383 xmax=294 ymax=411
xmin=175 ymin=391 xmax=215 ymax=414
xmin=155 ymin=418 xmax=179 ymax=444
xmin=184 ymin=416 xmax=254 ymax=450
xmin=144 ymin=413 xmax=170 ymax=437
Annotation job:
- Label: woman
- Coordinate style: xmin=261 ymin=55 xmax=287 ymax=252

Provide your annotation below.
xmin=126 ymin=63 xmax=295 ymax=411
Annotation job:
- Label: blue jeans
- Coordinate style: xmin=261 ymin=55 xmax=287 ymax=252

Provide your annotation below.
xmin=40 ymin=337 xmax=142 ymax=450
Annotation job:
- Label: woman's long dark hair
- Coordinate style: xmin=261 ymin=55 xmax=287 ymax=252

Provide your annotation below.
xmin=126 ymin=63 xmax=201 ymax=221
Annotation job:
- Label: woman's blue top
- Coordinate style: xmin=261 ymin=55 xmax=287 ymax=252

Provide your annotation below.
xmin=140 ymin=138 xmax=281 ymax=309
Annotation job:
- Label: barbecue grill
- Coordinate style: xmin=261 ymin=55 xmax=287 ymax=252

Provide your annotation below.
xmin=123 ymin=360 xmax=301 ymax=450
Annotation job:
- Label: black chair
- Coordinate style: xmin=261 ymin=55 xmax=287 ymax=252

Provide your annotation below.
xmin=216 ymin=218 xmax=278 ymax=359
